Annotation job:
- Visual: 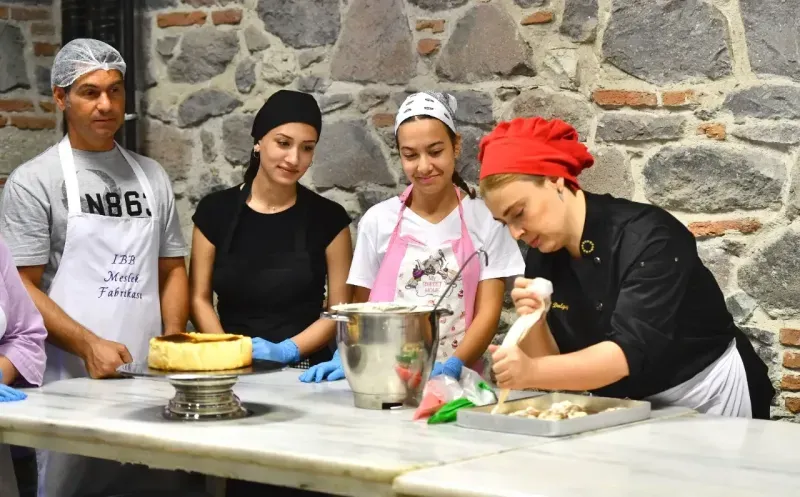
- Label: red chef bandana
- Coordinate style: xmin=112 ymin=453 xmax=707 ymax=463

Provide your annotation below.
xmin=478 ymin=117 xmax=594 ymax=190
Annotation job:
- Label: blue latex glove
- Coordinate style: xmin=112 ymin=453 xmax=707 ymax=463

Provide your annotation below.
xmin=298 ymin=349 xmax=345 ymax=383
xmin=252 ymin=338 xmax=300 ymax=365
xmin=0 ymin=371 xmax=27 ymax=402
xmin=430 ymin=356 xmax=463 ymax=380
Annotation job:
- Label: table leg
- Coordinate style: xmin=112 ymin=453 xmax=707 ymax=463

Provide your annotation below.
xmin=205 ymin=475 xmax=225 ymax=497
xmin=0 ymin=444 xmax=21 ymax=497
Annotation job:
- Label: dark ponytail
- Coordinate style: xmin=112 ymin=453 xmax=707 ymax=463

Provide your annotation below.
xmin=438 ymin=120 xmax=476 ymax=199
xmin=452 ymin=170 xmax=476 ymax=199
xmin=243 ymin=143 xmax=259 ymax=185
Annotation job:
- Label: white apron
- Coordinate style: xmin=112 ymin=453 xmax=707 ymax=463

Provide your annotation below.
xmin=37 ymin=137 xmax=168 ymax=497
xmin=646 ymin=339 xmax=752 ymax=417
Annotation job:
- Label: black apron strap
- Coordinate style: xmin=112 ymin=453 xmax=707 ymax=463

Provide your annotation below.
xmin=222 ymin=183 xmax=308 ymax=254
xmin=293 ymin=186 xmax=308 ymax=252
xmin=221 ymin=182 xmax=252 ymax=254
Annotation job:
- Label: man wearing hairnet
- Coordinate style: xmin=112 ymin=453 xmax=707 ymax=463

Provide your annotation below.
xmin=0 ymin=39 xmax=199 ymax=496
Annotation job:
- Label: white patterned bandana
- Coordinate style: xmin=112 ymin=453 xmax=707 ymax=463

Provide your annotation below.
xmin=394 ymin=91 xmax=458 ymax=136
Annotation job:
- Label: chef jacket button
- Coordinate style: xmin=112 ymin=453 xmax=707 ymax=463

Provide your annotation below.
xmin=595 ymin=301 xmax=603 ymax=311
xmin=593 ymin=256 xmax=601 ymax=265
xmin=640 ymin=261 xmax=645 ymax=267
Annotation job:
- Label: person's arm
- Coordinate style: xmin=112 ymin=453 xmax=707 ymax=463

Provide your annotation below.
xmin=493 ymin=222 xmax=694 ymax=391
xmin=352 ymin=286 xmax=370 ymax=303
xmin=159 ymin=257 xmax=189 ymax=335
xmin=452 ymin=278 xmax=505 ymax=366
xmin=188 ymin=226 xmax=226 ymax=334
xmin=0 ymin=356 xmax=17 ymax=385
xmin=156 ymin=165 xmax=190 ymax=335
xmin=492 ymin=341 xmax=629 ymax=391
xmin=18 ymin=266 xmax=131 ymax=378
xmin=346 ymin=207 xmax=383 ymax=305
xmin=18 ymin=265 xmax=96 ymax=358
xmin=0 ymin=241 xmax=47 ymax=387
xmin=291 ymin=227 xmax=353 ymax=356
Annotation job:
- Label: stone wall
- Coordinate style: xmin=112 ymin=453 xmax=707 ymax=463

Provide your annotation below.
xmin=0 ymin=0 xmax=60 ymax=178
xmin=0 ymin=0 xmax=798 ymax=420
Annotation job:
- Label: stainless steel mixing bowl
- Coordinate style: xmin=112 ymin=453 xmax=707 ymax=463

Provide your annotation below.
xmin=321 ymin=303 xmax=453 ymax=409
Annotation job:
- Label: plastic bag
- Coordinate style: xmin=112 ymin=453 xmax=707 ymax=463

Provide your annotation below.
xmin=412 ymin=366 xmax=496 ymax=421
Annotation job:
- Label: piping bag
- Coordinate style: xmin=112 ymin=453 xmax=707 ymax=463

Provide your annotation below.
xmin=491 ymin=278 xmax=553 ymax=415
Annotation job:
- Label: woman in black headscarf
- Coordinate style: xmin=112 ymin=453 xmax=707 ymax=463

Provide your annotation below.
xmin=189 ymin=90 xmax=353 ymax=372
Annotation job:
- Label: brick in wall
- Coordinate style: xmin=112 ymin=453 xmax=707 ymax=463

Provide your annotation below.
xmin=784 ymin=351 xmax=800 ymax=369
xmin=781 ymin=329 xmax=800 ymax=347
xmin=34 ymin=43 xmax=59 ymax=57
xmin=10 ymin=7 xmax=49 ymax=21
xmin=592 ymin=90 xmax=658 ymax=108
xmin=157 ymin=11 xmax=207 ymax=28
xmin=11 ymin=116 xmax=56 ymax=130
xmin=416 ymin=19 xmax=445 ymax=33
xmin=521 ymin=11 xmax=554 ymax=25
xmin=688 ymin=219 xmax=761 ymax=237
xmin=212 ymin=9 xmax=242 ymax=26
xmin=0 ymin=100 xmax=34 ymax=112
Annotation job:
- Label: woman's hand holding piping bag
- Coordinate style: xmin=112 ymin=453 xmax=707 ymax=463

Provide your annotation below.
xmin=490 ymin=278 xmax=553 ymax=412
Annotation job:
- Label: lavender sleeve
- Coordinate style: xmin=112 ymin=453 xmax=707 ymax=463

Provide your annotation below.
xmin=0 ymin=237 xmax=46 ymax=387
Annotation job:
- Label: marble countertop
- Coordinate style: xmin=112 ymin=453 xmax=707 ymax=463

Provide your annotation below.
xmin=394 ymin=414 xmax=800 ymax=497
xmin=3 ymin=368 xmax=748 ymax=497
xmin=0 ymin=369 xmax=563 ymax=496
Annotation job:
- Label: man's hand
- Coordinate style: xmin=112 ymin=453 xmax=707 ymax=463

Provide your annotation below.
xmin=489 ymin=344 xmax=535 ymax=390
xmin=81 ymin=337 xmax=132 ymax=379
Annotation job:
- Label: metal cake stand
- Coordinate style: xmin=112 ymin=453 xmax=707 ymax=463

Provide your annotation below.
xmin=117 ymin=360 xmax=283 ymax=421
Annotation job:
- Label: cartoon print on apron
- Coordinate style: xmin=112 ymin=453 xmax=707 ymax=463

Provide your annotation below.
xmin=368 ymin=185 xmax=489 ymax=376
xmin=37 ymin=136 xmax=164 ymax=497
xmin=399 ymin=245 xmax=466 ymax=354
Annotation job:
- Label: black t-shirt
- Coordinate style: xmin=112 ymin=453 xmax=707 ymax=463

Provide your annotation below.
xmin=192 ymin=184 xmax=351 ymax=330
xmin=525 ymin=191 xmax=737 ymax=400
xmin=193 ymin=184 xmax=351 ymax=256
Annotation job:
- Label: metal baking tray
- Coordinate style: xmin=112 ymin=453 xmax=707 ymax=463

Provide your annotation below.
xmin=456 ymin=392 xmax=651 ymax=437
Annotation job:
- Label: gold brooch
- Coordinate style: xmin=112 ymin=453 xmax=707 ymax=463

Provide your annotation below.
xmin=580 ymin=240 xmax=595 ymax=255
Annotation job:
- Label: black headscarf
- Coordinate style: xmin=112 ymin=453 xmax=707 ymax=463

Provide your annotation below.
xmin=244 ymin=90 xmax=322 ymax=184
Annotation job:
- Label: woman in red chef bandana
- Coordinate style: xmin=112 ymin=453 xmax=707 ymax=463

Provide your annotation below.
xmin=479 ymin=117 xmax=775 ymax=419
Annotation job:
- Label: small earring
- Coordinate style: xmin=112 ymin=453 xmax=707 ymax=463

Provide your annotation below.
xmin=558 ymin=190 xmax=564 ymax=201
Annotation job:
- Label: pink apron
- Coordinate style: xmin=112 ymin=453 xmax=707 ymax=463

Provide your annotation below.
xmin=369 ymin=185 xmax=485 ymax=374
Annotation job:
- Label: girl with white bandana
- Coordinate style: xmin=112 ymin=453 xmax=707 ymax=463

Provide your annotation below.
xmin=300 ymin=92 xmax=525 ymax=383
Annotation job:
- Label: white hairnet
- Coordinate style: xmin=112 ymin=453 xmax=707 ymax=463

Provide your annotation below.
xmin=51 ymin=38 xmax=127 ymax=89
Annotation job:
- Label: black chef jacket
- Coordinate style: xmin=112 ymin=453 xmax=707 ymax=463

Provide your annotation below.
xmin=525 ymin=192 xmax=774 ymax=414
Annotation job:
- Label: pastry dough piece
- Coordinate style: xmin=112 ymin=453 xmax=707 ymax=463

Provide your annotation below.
xmin=507 ymin=400 xmax=617 ymax=420
xmin=148 ymin=333 xmax=253 ymax=371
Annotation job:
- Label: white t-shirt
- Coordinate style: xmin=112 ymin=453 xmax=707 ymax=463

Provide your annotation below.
xmin=347 ymin=195 xmax=526 ymax=289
